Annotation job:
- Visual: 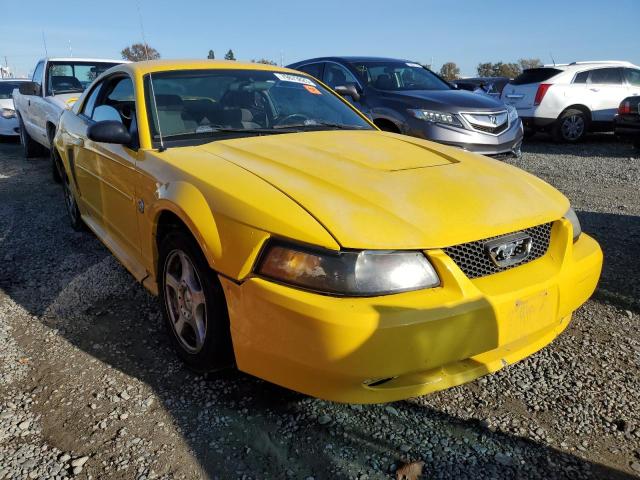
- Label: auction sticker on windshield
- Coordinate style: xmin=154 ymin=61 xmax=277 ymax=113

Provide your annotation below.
xmin=273 ymin=73 xmax=316 ymax=86
xmin=304 ymin=85 xmax=321 ymax=95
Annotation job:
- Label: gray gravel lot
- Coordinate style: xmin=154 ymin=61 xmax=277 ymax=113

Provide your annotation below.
xmin=0 ymin=134 xmax=638 ymax=480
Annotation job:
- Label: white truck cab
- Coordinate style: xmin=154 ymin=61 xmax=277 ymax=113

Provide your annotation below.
xmin=13 ymin=57 xmax=127 ymax=179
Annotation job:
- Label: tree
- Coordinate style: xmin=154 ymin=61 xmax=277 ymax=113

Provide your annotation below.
xmin=477 ymin=62 xmax=494 ymax=77
xmin=224 ymin=49 xmax=236 ymax=61
xmin=207 ymin=50 xmax=215 ymax=59
xmin=495 ymin=62 xmax=521 ymax=79
xmin=439 ymin=62 xmax=460 ymax=81
xmin=477 ymin=61 xmax=522 ymax=78
xmin=251 ymin=58 xmax=278 ymax=65
xmin=518 ymin=58 xmax=542 ymax=71
xmin=121 ymin=43 xmax=160 ymax=62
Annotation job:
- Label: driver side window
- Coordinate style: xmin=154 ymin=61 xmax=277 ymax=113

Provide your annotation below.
xmin=323 ymin=63 xmax=358 ymax=89
xmin=89 ymin=76 xmax=138 ymax=147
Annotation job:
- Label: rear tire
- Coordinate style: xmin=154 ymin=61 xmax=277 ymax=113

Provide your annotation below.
xmin=552 ymin=109 xmax=588 ymax=143
xmin=158 ymin=230 xmax=234 ymax=373
xmin=18 ymin=115 xmax=45 ymax=158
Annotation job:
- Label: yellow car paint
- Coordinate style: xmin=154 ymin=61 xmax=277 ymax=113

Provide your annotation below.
xmin=54 ymin=60 xmax=603 ymax=403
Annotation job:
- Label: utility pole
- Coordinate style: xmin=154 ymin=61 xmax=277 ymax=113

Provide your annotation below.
xmin=68 ymin=40 xmax=73 ymax=57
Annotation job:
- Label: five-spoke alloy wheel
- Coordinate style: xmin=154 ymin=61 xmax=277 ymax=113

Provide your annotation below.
xmin=159 ymin=230 xmax=234 ymax=372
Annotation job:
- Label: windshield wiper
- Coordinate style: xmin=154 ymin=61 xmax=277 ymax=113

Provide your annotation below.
xmin=273 ymin=122 xmax=368 ymax=131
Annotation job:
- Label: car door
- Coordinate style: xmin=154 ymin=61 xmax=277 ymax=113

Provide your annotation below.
xmin=73 ymin=74 xmax=144 ymax=278
xmin=587 ymin=68 xmax=626 ymax=122
xmin=296 ymin=62 xmax=324 ymax=82
xmin=23 ymin=61 xmax=47 ymax=142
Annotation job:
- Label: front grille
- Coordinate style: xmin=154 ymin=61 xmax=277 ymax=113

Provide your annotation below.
xmin=443 ymin=223 xmax=553 ymax=279
xmin=469 ymin=121 xmax=509 ymax=135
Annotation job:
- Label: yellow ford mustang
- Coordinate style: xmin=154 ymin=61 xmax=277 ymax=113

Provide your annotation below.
xmin=53 ymin=60 xmax=602 ymax=403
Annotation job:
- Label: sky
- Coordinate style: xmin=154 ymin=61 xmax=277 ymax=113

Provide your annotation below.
xmin=1 ymin=0 xmax=638 ymax=78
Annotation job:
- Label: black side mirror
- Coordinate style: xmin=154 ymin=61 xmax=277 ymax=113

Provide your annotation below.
xmin=334 ymin=84 xmax=361 ymax=102
xmin=87 ymin=121 xmax=132 ymax=145
xmin=18 ymin=81 xmax=40 ymax=96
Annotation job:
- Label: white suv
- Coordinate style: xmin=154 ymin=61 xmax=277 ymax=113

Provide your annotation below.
xmin=501 ymin=61 xmax=640 ymax=142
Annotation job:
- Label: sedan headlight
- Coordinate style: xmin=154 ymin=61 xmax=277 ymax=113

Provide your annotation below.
xmin=564 ymin=207 xmax=582 ymax=241
xmin=257 ymin=242 xmax=440 ymax=296
xmin=506 ymin=104 xmax=519 ymax=123
xmin=408 ymin=109 xmax=462 ymax=127
xmin=1 ymin=108 xmax=16 ymax=119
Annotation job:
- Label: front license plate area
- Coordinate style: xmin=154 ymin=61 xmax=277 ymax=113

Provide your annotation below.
xmin=505 ymin=288 xmax=558 ymax=343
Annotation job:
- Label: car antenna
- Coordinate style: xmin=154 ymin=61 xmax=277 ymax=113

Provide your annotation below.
xmin=149 ymin=74 xmax=166 ymax=152
xmin=550 ymin=52 xmax=556 ymax=66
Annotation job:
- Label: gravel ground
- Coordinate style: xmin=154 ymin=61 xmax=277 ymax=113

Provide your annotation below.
xmin=0 ymin=133 xmax=638 ymax=480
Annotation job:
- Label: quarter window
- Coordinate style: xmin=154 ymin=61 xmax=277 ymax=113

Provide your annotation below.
xmin=589 ymin=68 xmax=623 ymax=85
xmin=297 ymin=63 xmax=324 ymax=79
xmin=624 ymin=68 xmax=640 ymax=86
xmin=573 ymin=71 xmax=589 ymax=84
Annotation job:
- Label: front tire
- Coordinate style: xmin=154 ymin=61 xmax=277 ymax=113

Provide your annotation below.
xmin=62 ymin=171 xmax=85 ymax=231
xmin=553 ymin=109 xmax=588 ymax=143
xmin=158 ymin=230 xmax=234 ymax=372
xmin=18 ymin=115 xmax=45 ymax=158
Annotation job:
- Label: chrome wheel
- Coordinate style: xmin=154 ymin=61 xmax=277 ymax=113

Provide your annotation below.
xmin=561 ymin=114 xmax=585 ymax=141
xmin=164 ymin=250 xmax=208 ymax=354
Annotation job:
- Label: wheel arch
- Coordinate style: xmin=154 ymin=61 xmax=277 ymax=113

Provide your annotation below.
xmin=46 ymin=121 xmax=57 ymax=144
xmin=558 ymin=104 xmax=592 ymax=123
xmin=150 ymin=184 xmax=223 ymax=283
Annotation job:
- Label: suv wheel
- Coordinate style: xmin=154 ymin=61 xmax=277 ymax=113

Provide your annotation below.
xmin=553 ymin=109 xmax=588 ymax=143
xmin=18 ymin=115 xmax=45 ymax=158
xmin=158 ymin=230 xmax=234 ymax=372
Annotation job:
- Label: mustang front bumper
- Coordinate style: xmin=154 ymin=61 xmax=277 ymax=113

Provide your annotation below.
xmin=220 ymin=220 xmax=602 ymax=404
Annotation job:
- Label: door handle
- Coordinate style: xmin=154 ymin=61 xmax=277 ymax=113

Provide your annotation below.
xmin=589 ymin=88 xmax=600 ymax=92
xmin=28 ymin=99 xmax=30 ymax=106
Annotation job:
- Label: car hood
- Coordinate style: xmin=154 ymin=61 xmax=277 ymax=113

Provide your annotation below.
xmin=186 ymin=130 xmax=567 ymax=249
xmin=387 ymin=89 xmax=506 ymax=111
xmin=49 ymin=93 xmax=82 ymax=110
xmin=0 ymin=98 xmax=14 ymax=110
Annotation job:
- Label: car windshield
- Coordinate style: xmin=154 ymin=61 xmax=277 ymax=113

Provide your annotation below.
xmin=0 ymin=82 xmax=24 ymax=99
xmin=145 ymin=69 xmax=372 ymax=144
xmin=47 ymin=61 xmax=120 ymax=94
xmin=350 ymin=61 xmax=451 ymax=91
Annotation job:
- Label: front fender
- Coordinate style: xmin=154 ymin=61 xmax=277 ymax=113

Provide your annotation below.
xmin=149 ymin=180 xmax=223 ymax=269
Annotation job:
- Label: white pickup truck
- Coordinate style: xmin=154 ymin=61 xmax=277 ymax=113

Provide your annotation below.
xmin=13 ymin=57 xmax=127 ymax=180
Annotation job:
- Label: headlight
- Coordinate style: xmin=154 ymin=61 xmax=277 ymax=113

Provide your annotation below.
xmin=257 ymin=242 xmax=440 ymax=296
xmin=564 ymin=207 xmax=582 ymax=241
xmin=507 ymin=104 xmax=518 ymax=123
xmin=1 ymin=108 xmax=16 ymax=119
xmin=408 ymin=109 xmax=462 ymax=127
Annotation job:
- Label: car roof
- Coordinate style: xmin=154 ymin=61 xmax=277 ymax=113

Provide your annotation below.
xmin=39 ymin=57 xmax=130 ymax=64
xmin=114 ymin=59 xmax=300 ymax=76
xmin=538 ymin=61 xmax=639 ymax=71
xmin=289 ymin=56 xmax=415 ymax=66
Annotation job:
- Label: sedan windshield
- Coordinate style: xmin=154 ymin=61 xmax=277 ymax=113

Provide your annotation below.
xmin=351 ymin=61 xmax=451 ymax=91
xmin=145 ymin=69 xmax=372 ymax=145
xmin=0 ymin=82 xmax=24 ymax=99
xmin=47 ymin=61 xmax=120 ymax=94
